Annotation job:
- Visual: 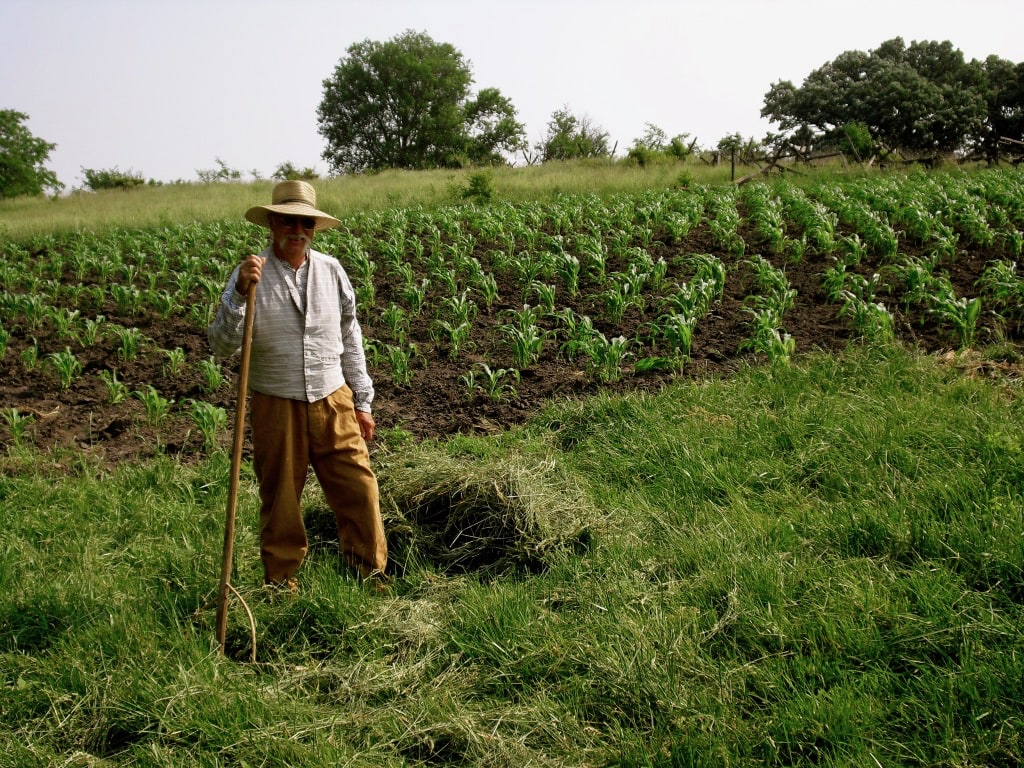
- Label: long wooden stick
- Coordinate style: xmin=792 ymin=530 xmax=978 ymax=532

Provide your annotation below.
xmin=216 ymin=282 xmax=257 ymax=654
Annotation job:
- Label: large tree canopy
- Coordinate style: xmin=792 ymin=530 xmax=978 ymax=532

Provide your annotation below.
xmin=317 ymin=30 xmax=525 ymax=174
xmin=761 ymin=38 xmax=1022 ymax=159
xmin=0 ymin=110 xmax=62 ymax=198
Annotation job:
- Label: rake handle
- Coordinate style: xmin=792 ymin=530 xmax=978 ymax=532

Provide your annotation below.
xmin=216 ymin=282 xmax=257 ymax=654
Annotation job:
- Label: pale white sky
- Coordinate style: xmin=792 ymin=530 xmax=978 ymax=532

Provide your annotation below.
xmin=2 ymin=0 xmax=1021 ymax=189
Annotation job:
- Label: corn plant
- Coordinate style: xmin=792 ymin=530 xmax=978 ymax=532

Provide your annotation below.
xmin=400 ymin=278 xmax=430 ymax=315
xmin=46 ymin=348 xmax=82 ymax=391
xmin=384 ymin=343 xmax=415 ymax=386
xmin=379 ymin=303 xmax=410 ymax=344
xmin=431 ymin=319 xmax=472 ymax=360
xmin=474 ymin=272 xmax=499 ymax=310
xmin=977 ymin=259 xmax=1024 ymax=330
xmin=111 ymin=325 xmax=144 ymax=361
xmin=186 ymin=399 xmax=227 ymax=453
xmin=439 ymin=290 xmax=478 ymax=327
xmin=929 ymin=281 xmax=983 ymax=348
xmin=20 ymin=341 xmax=39 ymax=372
xmin=161 ymin=347 xmax=187 ymax=377
xmin=110 ymin=284 xmax=143 ymax=315
xmin=17 ymin=294 xmax=47 ymax=331
xmin=99 ymin=369 xmax=128 ymax=404
xmin=2 ymin=408 xmax=34 ymax=449
xmin=553 ymin=309 xmax=599 ymax=361
xmin=502 ymin=305 xmax=546 ymax=368
xmin=554 ymin=253 xmax=581 ymax=298
xmin=838 ymin=292 xmax=895 ymax=343
xmin=49 ymin=307 xmax=82 ymax=341
xmin=462 ymin=363 xmax=519 ymax=402
xmin=196 ymin=356 xmax=223 ymax=394
xmin=740 ymin=307 xmax=795 ymax=364
xmin=655 ymin=312 xmax=698 ymax=359
xmin=531 ymin=282 xmax=557 ymax=314
xmin=0 ymin=326 xmax=8 ymax=360
xmin=586 ymin=333 xmax=631 ymax=383
xmin=149 ymin=289 xmax=180 ymax=319
xmin=133 ymin=385 xmax=173 ymax=426
xmin=80 ymin=315 xmax=107 ymax=346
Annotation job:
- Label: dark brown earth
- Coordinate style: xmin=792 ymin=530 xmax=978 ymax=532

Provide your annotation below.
xmin=1 ymin=208 xmax=1020 ymax=468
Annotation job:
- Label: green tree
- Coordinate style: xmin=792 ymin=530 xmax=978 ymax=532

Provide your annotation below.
xmin=761 ymin=38 xmax=990 ymax=157
xmin=272 ymin=162 xmax=318 ymax=181
xmin=318 ymin=30 xmax=525 ymax=173
xmin=0 ymin=110 xmax=63 ymax=198
xmin=974 ymin=55 xmax=1024 ymax=162
xmin=534 ymin=108 xmax=610 ymax=162
xmin=461 ymin=87 xmax=527 ymax=165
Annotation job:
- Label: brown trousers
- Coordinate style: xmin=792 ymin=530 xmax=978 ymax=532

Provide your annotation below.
xmin=249 ymin=386 xmax=387 ymax=583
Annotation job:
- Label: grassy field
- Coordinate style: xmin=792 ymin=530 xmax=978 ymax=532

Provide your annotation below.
xmin=1 ymin=161 xmax=1023 ymax=765
xmin=2 ymin=345 xmax=1023 ymax=766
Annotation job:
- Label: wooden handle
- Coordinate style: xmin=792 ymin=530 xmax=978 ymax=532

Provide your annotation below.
xmin=216 ymin=282 xmax=257 ymax=654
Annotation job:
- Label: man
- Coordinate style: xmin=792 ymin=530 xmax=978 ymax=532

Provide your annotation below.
xmin=208 ymin=180 xmax=387 ymax=592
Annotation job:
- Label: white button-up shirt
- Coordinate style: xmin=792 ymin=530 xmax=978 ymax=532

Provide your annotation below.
xmin=208 ymin=245 xmax=375 ymax=411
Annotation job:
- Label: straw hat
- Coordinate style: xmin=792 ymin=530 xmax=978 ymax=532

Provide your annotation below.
xmin=244 ymin=180 xmax=341 ymax=231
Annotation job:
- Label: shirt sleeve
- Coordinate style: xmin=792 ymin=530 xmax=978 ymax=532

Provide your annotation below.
xmin=337 ymin=269 xmax=375 ymax=412
xmin=207 ymin=265 xmax=247 ymax=358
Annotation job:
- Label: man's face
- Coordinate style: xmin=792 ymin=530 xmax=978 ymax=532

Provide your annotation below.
xmin=269 ymin=213 xmax=315 ymax=260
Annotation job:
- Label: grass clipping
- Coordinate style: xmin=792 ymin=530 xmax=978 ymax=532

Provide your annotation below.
xmin=378 ymin=447 xmax=595 ymax=577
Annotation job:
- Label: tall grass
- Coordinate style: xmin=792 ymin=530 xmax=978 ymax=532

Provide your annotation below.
xmin=2 ymin=345 xmax=1022 ymax=766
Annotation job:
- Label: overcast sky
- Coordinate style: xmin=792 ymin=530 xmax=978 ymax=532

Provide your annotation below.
xmin=3 ymin=0 xmax=1021 ymax=189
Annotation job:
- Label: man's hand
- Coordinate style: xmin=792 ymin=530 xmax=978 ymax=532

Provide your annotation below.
xmin=355 ymin=410 xmax=375 ymax=442
xmin=235 ymin=254 xmax=267 ymax=296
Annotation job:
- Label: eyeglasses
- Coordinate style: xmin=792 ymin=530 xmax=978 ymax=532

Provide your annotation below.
xmin=277 ymin=214 xmax=317 ymax=230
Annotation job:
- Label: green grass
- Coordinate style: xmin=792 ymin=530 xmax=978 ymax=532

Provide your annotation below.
xmin=2 ymin=344 xmax=1022 ymax=766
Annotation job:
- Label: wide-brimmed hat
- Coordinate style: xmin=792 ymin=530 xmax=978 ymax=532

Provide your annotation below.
xmin=244 ymin=180 xmax=341 ymax=231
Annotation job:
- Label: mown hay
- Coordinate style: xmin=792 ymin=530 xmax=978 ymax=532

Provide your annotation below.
xmin=377 ymin=449 xmax=595 ymax=577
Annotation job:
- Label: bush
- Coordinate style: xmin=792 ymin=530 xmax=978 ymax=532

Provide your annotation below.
xmin=81 ymin=166 xmax=147 ymax=191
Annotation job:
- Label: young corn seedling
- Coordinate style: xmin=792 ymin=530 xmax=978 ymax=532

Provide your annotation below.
xmin=133 ymin=385 xmax=173 ymax=426
xmin=196 ymin=356 xmax=223 ymax=394
xmin=20 ymin=341 xmax=39 ymax=372
xmin=46 ymin=348 xmax=83 ymax=391
xmin=586 ymin=333 xmax=631 ymax=383
xmin=554 ymin=309 xmax=599 ymax=361
xmin=0 ymin=326 xmax=8 ymax=360
xmin=502 ymin=305 xmax=546 ymax=368
xmin=464 ymin=363 xmax=519 ymax=402
xmin=50 ymin=307 xmax=82 ymax=341
xmin=2 ymin=408 xmax=34 ymax=449
xmin=186 ymin=399 xmax=227 ymax=453
xmin=656 ymin=313 xmax=698 ymax=359
xmin=18 ymin=294 xmax=47 ymax=332
xmin=474 ymin=272 xmax=499 ymax=310
xmin=80 ymin=315 xmax=107 ymax=346
xmin=385 ymin=343 xmax=415 ymax=386
xmin=99 ymin=369 xmax=128 ymax=404
xmin=555 ymin=253 xmax=581 ymax=298
xmin=439 ymin=290 xmax=478 ymax=327
xmin=431 ymin=319 xmax=472 ymax=360
xmin=380 ymin=303 xmax=410 ymax=345
xmin=930 ymin=285 xmax=983 ymax=349
xmin=531 ymin=282 xmax=557 ymax=314
xmin=838 ymin=292 xmax=895 ymax=343
xmin=111 ymin=325 xmax=144 ymax=361
xmin=162 ymin=347 xmax=187 ymax=377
